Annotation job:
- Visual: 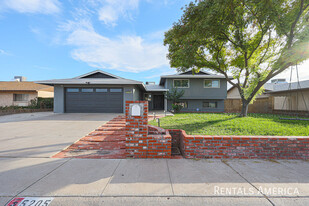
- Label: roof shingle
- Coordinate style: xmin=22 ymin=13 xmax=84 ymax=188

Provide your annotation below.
xmin=0 ymin=82 xmax=53 ymax=92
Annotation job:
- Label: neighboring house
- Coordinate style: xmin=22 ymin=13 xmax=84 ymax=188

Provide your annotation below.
xmin=0 ymin=78 xmax=54 ymax=107
xmin=267 ymin=80 xmax=309 ymax=112
xmin=226 ymin=79 xmax=309 ymax=113
xmin=36 ymin=69 xmax=230 ymax=113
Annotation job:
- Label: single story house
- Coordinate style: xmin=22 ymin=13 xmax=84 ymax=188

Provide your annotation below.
xmin=0 ymin=80 xmax=54 ymax=107
xmin=267 ymin=80 xmax=309 ymax=112
xmin=226 ymin=79 xmax=309 ymax=114
xmin=36 ymin=69 xmax=230 ymax=113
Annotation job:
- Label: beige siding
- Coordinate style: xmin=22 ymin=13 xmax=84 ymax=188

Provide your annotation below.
xmin=0 ymin=92 xmax=37 ymax=107
xmin=37 ymin=90 xmax=54 ymax=98
xmin=227 ymin=87 xmax=241 ymax=99
xmin=227 ymin=87 xmax=269 ymax=99
xmin=274 ymin=90 xmax=309 ymax=111
xmin=0 ymin=93 xmax=13 ymax=106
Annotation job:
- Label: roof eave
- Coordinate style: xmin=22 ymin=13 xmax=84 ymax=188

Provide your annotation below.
xmin=145 ymin=89 xmax=169 ymax=92
xmin=266 ymin=87 xmax=309 ymax=94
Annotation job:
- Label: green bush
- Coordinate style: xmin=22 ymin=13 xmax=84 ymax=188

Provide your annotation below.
xmin=0 ymin=105 xmax=26 ymax=110
xmin=172 ymin=104 xmax=183 ymax=113
xmin=37 ymin=97 xmax=53 ymax=109
xmin=0 ymin=98 xmax=53 ymax=110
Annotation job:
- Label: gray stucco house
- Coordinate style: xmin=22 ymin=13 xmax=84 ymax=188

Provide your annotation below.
xmin=37 ymin=69 xmax=229 ymax=113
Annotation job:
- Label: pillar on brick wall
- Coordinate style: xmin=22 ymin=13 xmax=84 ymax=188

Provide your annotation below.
xmin=125 ymin=101 xmax=148 ymax=158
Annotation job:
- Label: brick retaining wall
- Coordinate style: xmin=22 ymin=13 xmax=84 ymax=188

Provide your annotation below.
xmin=169 ymin=129 xmax=309 ymax=160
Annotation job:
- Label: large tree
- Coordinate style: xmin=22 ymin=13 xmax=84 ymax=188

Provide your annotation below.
xmin=164 ymin=0 xmax=309 ymax=116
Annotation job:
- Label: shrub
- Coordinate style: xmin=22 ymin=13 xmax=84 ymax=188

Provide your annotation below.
xmin=172 ymin=104 xmax=183 ymax=113
xmin=0 ymin=98 xmax=53 ymax=110
xmin=37 ymin=97 xmax=53 ymax=109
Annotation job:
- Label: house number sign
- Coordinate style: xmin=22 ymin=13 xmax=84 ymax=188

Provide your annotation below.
xmin=6 ymin=197 xmax=54 ymax=206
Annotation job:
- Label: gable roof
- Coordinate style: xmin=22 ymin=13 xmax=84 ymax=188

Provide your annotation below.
xmin=73 ymin=70 xmax=123 ymax=79
xmin=266 ymin=80 xmax=309 ymax=93
xmin=227 ymin=83 xmax=275 ymax=93
xmin=159 ymin=69 xmax=232 ymax=85
xmin=0 ymin=82 xmax=53 ymax=92
xmin=179 ymin=70 xmax=212 ymax=75
xmin=227 ymin=80 xmax=309 ymax=95
xmin=35 ymin=70 xmax=145 ymax=89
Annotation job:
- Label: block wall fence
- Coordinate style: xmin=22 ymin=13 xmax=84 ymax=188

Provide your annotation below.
xmin=168 ymin=129 xmax=309 ymax=160
xmin=125 ymin=101 xmax=171 ymax=158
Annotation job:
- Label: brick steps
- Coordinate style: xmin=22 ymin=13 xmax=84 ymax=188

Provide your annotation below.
xmin=81 ymin=135 xmax=126 ymax=142
xmin=67 ymin=141 xmax=125 ymax=150
xmin=95 ymin=127 xmax=126 ymax=131
xmin=89 ymin=131 xmax=126 ymax=136
xmin=52 ymin=115 xmax=127 ymax=159
xmin=103 ymin=124 xmax=126 ymax=127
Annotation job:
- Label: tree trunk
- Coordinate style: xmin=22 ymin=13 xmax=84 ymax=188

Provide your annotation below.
xmin=240 ymin=99 xmax=249 ymax=117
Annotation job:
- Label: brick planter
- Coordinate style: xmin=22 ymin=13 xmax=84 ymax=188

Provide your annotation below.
xmin=168 ymin=129 xmax=309 ymax=160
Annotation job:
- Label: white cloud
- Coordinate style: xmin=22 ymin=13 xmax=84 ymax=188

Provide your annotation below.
xmin=0 ymin=0 xmax=60 ymax=14
xmin=98 ymin=0 xmax=139 ymax=26
xmin=144 ymin=70 xmax=176 ymax=79
xmin=64 ymin=20 xmax=168 ymax=72
xmin=0 ymin=49 xmax=9 ymax=55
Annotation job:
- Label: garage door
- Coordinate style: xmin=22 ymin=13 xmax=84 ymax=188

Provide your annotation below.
xmin=65 ymin=88 xmax=123 ymax=113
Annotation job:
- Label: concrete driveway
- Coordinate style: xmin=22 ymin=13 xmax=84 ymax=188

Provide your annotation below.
xmin=0 ymin=112 xmax=119 ymax=158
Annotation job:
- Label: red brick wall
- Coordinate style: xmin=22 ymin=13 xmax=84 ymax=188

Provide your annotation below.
xmin=169 ymin=129 xmax=309 ymax=160
xmin=125 ymin=101 xmax=171 ymax=158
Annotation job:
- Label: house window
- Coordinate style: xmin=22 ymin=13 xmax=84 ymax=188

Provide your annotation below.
xmin=175 ymin=101 xmax=188 ymax=108
xmin=173 ymin=79 xmax=189 ymax=88
xmin=110 ymin=88 xmax=122 ymax=92
xmin=204 ymin=80 xmax=220 ymax=88
xmin=13 ymin=94 xmax=29 ymax=101
xmin=81 ymin=88 xmax=94 ymax=92
xmin=144 ymin=93 xmax=152 ymax=101
xmin=67 ymin=88 xmax=79 ymax=92
xmin=96 ymin=88 xmax=108 ymax=92
xmin=203 ymin=101 xmax=217 ymax=108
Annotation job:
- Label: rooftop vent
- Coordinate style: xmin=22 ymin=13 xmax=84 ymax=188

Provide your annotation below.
xmin=14 ymin=76 xmax=27 ymax=82
xmin=145 ymin=82 xmax=156 ymax=85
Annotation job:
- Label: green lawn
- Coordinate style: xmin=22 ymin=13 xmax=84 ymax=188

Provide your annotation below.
xmin=149 ymin=113 xmax=309 ymax=136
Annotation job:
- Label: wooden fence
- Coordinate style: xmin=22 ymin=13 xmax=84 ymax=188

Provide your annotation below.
xmin=225 ymin=97 xmax=274 ymax=113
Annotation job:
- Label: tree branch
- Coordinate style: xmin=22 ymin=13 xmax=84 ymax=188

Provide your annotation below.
xmin=258 ymin=31 xmax=272 ymax=65
xmin=287 ymin=0 xmax=305 ymax=48
xmin=195 ymin=50 xmax=237 ymax=87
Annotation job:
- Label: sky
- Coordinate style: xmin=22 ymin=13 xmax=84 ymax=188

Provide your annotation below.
xmin=0 ymin=0 xmax=308 ymax=84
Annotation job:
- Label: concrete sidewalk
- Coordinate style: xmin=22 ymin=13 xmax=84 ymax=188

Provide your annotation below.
xmin=1 ymin=158 xmax=309 ymax=206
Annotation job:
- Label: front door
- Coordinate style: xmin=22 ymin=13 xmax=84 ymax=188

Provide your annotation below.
xmin=153 ymin=95 xmax=164 ymax=110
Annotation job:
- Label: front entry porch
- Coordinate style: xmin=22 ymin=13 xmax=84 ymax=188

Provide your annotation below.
xmin=145 ymin=91 xmax=168 ymax=111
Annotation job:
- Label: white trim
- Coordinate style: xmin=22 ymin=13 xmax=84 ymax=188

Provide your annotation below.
xmin=204 ymin=79 xmax=220 ymax=88
xmin=173 ymin=79 xmax=190 ymax=88
xmin=178 ymin=70 xmax=212 ymax=75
